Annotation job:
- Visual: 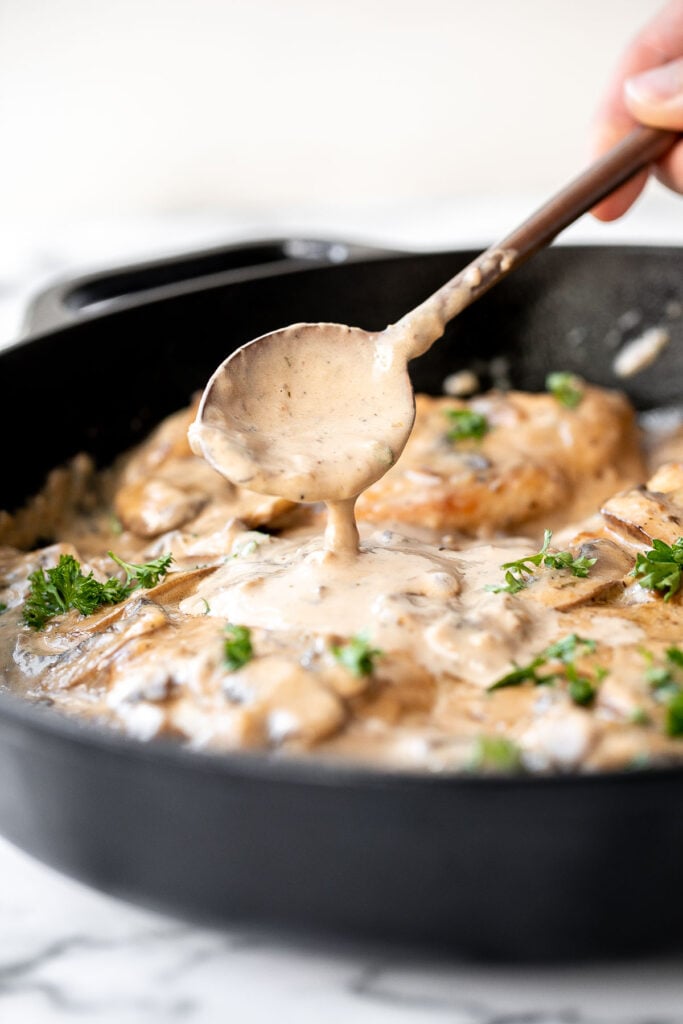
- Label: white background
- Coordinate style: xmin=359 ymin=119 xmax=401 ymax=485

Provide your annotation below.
xmin=0 ymin=0 xmax=665 ymax=226
xmin=0 ymin=0 xmax=674 ymax=346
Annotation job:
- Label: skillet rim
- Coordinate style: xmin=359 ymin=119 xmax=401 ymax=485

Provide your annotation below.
xmin=15 ymin=239 xmax=683 ymax=343
xmin=2 ymin=681 xmax=682 ymax=792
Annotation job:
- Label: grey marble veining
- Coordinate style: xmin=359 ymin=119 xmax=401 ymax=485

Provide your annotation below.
xmin=2 ymin=833 xmax=683 ymax=1024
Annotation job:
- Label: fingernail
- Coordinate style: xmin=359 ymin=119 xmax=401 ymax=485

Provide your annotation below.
xmin=625 ymin=58 xmax=683 ymax=105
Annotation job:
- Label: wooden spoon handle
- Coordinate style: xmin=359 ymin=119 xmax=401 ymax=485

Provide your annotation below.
xmin=393 ymin=125 xmax=679 ymax=358
xmin=497 ymin=124 xmax=678 ymax=261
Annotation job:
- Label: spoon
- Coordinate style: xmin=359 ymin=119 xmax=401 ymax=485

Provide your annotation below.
xmin=189 ymin=125 xmax=678 ymax=553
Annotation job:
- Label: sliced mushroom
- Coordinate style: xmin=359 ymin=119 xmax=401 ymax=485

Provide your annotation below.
xmin=601 ymin=484 xmax=683 ymax=546
xmin=115 ymin=478 xmax=209 ymax=537
xmin=521 ymin=538 xmax=634 ymax=611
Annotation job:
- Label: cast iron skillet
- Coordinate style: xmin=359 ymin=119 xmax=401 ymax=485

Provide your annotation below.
xmin=2 ymin=237 xmax=683 ymax=964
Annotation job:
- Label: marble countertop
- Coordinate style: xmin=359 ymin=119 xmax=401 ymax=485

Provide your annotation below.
xmin=1 ymin=191 xmax=683 ymax=1022
xmin=3 ymin=832 xmax=683 ymax=1024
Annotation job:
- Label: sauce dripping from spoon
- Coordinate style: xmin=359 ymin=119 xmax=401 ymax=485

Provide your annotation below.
xmin=188 ymin=126 xmax=678 ymax=555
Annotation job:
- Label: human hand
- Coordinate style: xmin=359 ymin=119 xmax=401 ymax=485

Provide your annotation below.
xmin=591 ymin=0 xmax=683 ymax=221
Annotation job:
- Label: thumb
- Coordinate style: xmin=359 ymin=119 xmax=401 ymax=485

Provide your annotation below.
xmin=625 ymin=56 xmax=683 ymax=129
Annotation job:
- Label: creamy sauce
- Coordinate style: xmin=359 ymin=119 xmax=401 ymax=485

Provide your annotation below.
xmin=180 ymin=529 xmax=561 ymax=689
xmin=3 ymin=369 xmax=683 ymax=774
xmin=187 ymin=325 xmax=414 ymax=545
xmin=189 ymin=324 xmax=416 ymax=555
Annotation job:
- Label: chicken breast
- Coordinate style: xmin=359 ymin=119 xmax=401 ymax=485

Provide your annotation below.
xmin=356 ymin=386 xmax=646 ymax=535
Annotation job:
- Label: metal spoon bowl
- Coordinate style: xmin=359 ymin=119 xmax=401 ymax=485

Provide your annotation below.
xmin=189 ymin=322 xmax=414 ymax=504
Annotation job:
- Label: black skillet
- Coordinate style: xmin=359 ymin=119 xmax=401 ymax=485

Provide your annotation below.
xmin=1 ymin=234 xmax=682 ymax=964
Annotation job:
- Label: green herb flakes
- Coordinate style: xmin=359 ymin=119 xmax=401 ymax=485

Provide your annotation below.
xmin=23 ymin=551 xmax=173 ymax=631
xmin=331 ymin=633 xmax=382 ymax=678
xmin=224 ymin=624 xmax=253 ymax=671
xmin=642 ymin=646 xmax=683 ymax=737
xmin=631 ymin=537 xmax=683 ymax=602
xmin=445 ymin=408 xmax=489 ymax=443
xmin=487 ymin=529 xmax=596 ymax=594
xmin=546 ymin=371 xmax=584 ymax=409
xmin=489 ymin=633 xmax=604 ymax=708
xmin=107 ymin=551 xmax=173 ymax=591
xmin=469 ymin=735 xmax=523 ymax=773
xmin=666 ymin=692 xmax=683 ymax=737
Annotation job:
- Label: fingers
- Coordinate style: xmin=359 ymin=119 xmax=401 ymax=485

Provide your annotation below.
xmin=624 ymin=55 xmax=683 ymax=198
xmin=625 ymin=56 xmax=683 ymax=127
xmin=590 ymin=128 xmax=649 ymax=223
xmin=590 ymin=0 xmax=683 ymax=221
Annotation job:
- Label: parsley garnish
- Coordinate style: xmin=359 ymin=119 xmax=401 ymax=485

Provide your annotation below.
xmin=544 ymin=634 xmax=597 ymax=662
xmin=23 ymin=551 xmax=173 ymax=630
xmin=331 ymin=633 xmax=382 ymax=677
xmin=23 ymin=555 xmax=126 ymax=630
xmin=107 ymin=551 xmax=173 ymax=590
xmin=487 ymin=530 xmax=553 ymax=594
xmin=468 ymin=735 xmax=523 ymax=773
xmin=645 ymin=664 xmax=676 ymax=693
xmin=109 ymin=513 xmax=123 ymax=536
xmin=224 ymin=624 xmax=253 ymax=671
xmin=546 ymin=371 xmax=584 ymax=409
xmin=629 ymin=707 xmax=650 ymax=726
xmin=542 ymin=550 xmax=596 ymax=576
xmin=487 ymin=530 xmax=596 ymax=594
xmin=643 ymin=646 xmax=683 ymax=736
xmin=631 ymin=538 xmax=683 ymax=602
xmin=487 ymin=661 xmax=546 ymax=688
xmin=445 ymin=408 xmax=489 ymax=443
xmin=565 ymin=665 xmax=597 ymax=707
xmin=489 ymin=633 xmax=602 ymax=707
xmin=0 ymin=603 xmax=6 ymax=614
xmin=666 ymin=692 xmax=683 ymax=737
xmin=231 ymin=532 xmax=268 ymax=559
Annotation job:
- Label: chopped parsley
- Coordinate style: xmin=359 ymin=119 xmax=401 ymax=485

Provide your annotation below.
xmin=445 ymin=408 xmax=489 ymax=442
xmin=23 ymin=551 xmax=173 ymax=630
xmin=645 ymin=664 xmax=676 ymax=693
xmin=631 ymin=538 xmax=683 ymax=602
xmin=666 ymin=692 xmax=683 ymax=738
xmin=546 ymin=371 xmax=584 ymax=409
xmin=487 ymin=569 xmax=527 ymax=596
xmin=231 ymin=531 xmax=268 ymax=559
xmin=642 ymin=645 xmax=683 ymax=736
xmin=565 ymin=665 xmax=597 ymax=707
xmin=667 ymin=645 xmax=683 ymax=667
xmin=544 ymin=633 xmax=597 ymax=662
xmin=468 ymin=735 xmax=523 ymax=773
xmin=331 ymin=633 xmax=382 ymax=677
xmin=109 ymin=513 xmax=123 ymax=536
xmin=629 ymin=707 xmax=650 ymax=726
xmin=224 ymin=624 xmax=253 ymax=671
xmin=487 ymin=529 xmax=596 ymax=594
xmin=0 ymin=603 xmax=6 ymax=614
xmin=542 ymin=549 xmax=597 ymax=576
xmin=489 ymin=633 xmax=602 ymax=707
xmin=107 ymin=551 xmax=173 ymax=591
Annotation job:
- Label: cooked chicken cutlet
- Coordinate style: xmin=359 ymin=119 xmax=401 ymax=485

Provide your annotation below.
xmin=356 ymin=387 xmax=646 ymax=536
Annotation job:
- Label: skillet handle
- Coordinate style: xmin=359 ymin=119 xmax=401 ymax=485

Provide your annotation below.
xmin=21 ymin=236 xmax=394 ymax=338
